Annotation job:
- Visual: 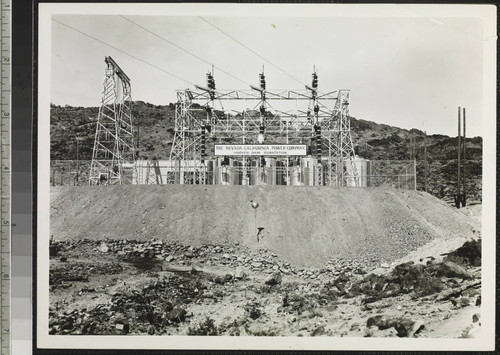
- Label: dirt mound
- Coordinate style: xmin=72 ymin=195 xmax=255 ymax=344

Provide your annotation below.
xmin=50 ymin=186 xmax=478 ymax=268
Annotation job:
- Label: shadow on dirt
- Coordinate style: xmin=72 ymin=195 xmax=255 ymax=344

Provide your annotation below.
xmin=122 ymin=257 xmax=164 ymax=272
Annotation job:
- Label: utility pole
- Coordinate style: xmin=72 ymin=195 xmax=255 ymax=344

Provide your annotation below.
xmin=456 ymin=107 xmax=461 ymax=208
xmin=455 ymin=106 xmax=468 ymax=208
xmin=424 ymin=131 xmax=428 ymax=193
xmin=462 ymin=107 xmax=466 ymax=207
xmin=76 ymin=135 xmax=80 ymax=185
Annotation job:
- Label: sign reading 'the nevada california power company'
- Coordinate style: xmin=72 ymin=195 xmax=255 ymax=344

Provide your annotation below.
xmin=214 ymin=145 xmax=307 ymax=156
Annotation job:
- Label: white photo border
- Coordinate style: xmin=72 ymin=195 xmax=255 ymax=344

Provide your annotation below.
xmin=37 ymin=2 xmax=497 ymax=351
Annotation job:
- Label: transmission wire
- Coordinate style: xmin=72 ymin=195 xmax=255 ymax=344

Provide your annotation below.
xmin=52 ymin=19 xmax=195 ymax=86
xmin=119 ymin=15 xmax=252 ymax=87
xmin=199 ymin=16 xmax=304 ymax=86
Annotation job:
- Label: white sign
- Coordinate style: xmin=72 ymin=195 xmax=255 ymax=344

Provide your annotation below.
xmin=215 ymin=144 xmax=307 ymax=156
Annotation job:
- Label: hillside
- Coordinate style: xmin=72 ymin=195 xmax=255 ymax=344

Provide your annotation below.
xmin=50 ymin=102 xmax=483 ymax=201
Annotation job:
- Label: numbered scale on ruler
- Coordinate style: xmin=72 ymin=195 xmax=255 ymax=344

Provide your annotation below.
xmin=0 ymin=0 xmax=11 ymax=354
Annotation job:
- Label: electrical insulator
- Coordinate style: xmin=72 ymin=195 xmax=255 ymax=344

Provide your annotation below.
xmin=260 ymin=73 xmax=266 ymax=90
xmin=205 ymin=106 xmax=212 ymax=115
xmin=200 ymin=126 xmax=206 ymax=159
xmin=207 ymin=73 xmax=216 ymax=90
xmin=312 ymin=73 xmax=318 ymax=89
xmin=260 ymin=156 xmax=266 ymax=166
xmin=260 ymin=105 xmax=265 ymax=116
xmin=259 ymin=125 xmax=265 ymax=134
xmin=314 ymin=104 xmax=319 ymax=114
xmin=315 ymin=125 xmax=321 ymax=158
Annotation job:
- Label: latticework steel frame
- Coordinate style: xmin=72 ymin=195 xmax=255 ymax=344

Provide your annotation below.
xmin=169 ymin=73 xmax=359 ymax=186
xmin=89 ymin=57 xmax=137 ymax=185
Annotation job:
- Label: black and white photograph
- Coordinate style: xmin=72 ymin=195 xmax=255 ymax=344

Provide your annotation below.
xmin=37 ymin=3 xmax=496 ymax=351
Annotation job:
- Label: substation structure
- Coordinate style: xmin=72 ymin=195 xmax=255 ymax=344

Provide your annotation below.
xmin=89 ymin=56 xmax=137 ymax=185
xmin=86 ymin=57 xmax=416 ymax=188
xmin=155 ymin=71 xmax=360 ymax=187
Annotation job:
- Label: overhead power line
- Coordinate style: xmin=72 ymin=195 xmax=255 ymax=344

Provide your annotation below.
xmin=199 ymin=16 xmax=304 ymax=86
xmin=52 ymin=19 xmax=195 ymax=86
xmin=119 ymin=15 xmax=251 ymax=87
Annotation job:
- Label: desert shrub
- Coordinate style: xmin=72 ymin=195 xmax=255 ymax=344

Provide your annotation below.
xmin=244 ymin=301 xmax=263 ymax=320
xmin=187 ymin=317 xmax=218 ymax=336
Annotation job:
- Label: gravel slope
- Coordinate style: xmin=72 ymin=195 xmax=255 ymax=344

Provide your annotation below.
xmin=50 ymin=185 xmax=478 ymax=268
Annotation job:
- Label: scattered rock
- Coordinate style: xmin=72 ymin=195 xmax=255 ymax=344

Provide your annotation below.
xmin=366 ymin=315 xmax=394 ymax=330
xmin=446 ymin=239 xmax=481 ymax=267
xmin=167 ymin=308 xmax=187 ymax=323
xmin=190 ymin=262 xmax=203 ymax=273
xmin=98 ymin=243 xmax=109 ymax=253
xmin=311 ymin=325 xmax=325 ymax=336
xmin=265 ymin=272 xmax=282 ymax=285
xmin=387 ymin=318 xmax=424 ymax=338
xmin=472 ymin=313 xmax=480 ymax=323
xmin=234 ymin=267 xmax=247 ymax=280
xmin=432 ymin=261 xmax=473 ymax=280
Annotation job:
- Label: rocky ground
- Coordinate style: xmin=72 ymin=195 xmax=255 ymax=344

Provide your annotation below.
xmin=49 ymin=236 xmax=482 ymax=338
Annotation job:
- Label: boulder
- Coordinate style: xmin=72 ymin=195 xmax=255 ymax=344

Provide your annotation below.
xmin=265 ymin=272 xmax=282 ymax=285
xmin=234 ymin=267 xmax=247 ymax=280
xmin=190 ymin=262 xmax=203 ymax=273
xmin=98 ymin=243 xmax=109 ymax=253
xmin=432 ymin=261 xmax=474 ymax=280
xmin=311 ymin=325 xmax=326 ymax=336
xmin=167 ymin=308 xmax=186 ymax=323
xmin=366 ymin=315 xmax=395 ymax=330
xmin=394 ymin=318 xmax=425 ymax=337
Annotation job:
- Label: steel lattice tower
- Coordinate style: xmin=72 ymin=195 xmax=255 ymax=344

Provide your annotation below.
xmin=89 ymin=56 xmax=136 ymax=185
xmin=169 ymin=70 xmax=359 ymax=186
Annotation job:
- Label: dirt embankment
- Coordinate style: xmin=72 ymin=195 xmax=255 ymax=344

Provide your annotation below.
xmin=50 ymin=186 xmax=479 ymax=268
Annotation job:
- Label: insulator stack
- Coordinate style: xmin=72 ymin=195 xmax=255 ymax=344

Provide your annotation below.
xmin=312 ymin=72 xmax=318 ymax=89
xmin=260 ymin=73 xmax=266 ymax=90
xmin=314 ymin=124 xmax=322 ymax=161
xmin=207 ymin=72 xmax=216 ymax=100
xmin=200 ymin=126 xmax=206 ymax=163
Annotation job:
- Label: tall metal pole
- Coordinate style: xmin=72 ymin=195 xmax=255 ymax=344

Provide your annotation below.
xmin=424 ymin=131 xmax=427 ymax=192
xmin=413 ymin=133 xmax=416 ymax=163
xmin=456 ymin=107 xmax=461 ymax=208
xmin=76 ymin=136 xmax=80 ymax=185
xmin=462 ymin=107 xmax=466 ymax=206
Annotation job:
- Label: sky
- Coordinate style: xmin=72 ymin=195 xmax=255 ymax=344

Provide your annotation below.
xmin=49 ymin=11 xmax=486 ymax=137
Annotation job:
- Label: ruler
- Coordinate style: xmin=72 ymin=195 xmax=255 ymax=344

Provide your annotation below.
xmin=0 ymin=0 xmax=10 ymax=354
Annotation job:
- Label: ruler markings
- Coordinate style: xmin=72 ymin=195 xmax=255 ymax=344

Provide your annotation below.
xmin=0 ymin=0 xmax=11 ymax=354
